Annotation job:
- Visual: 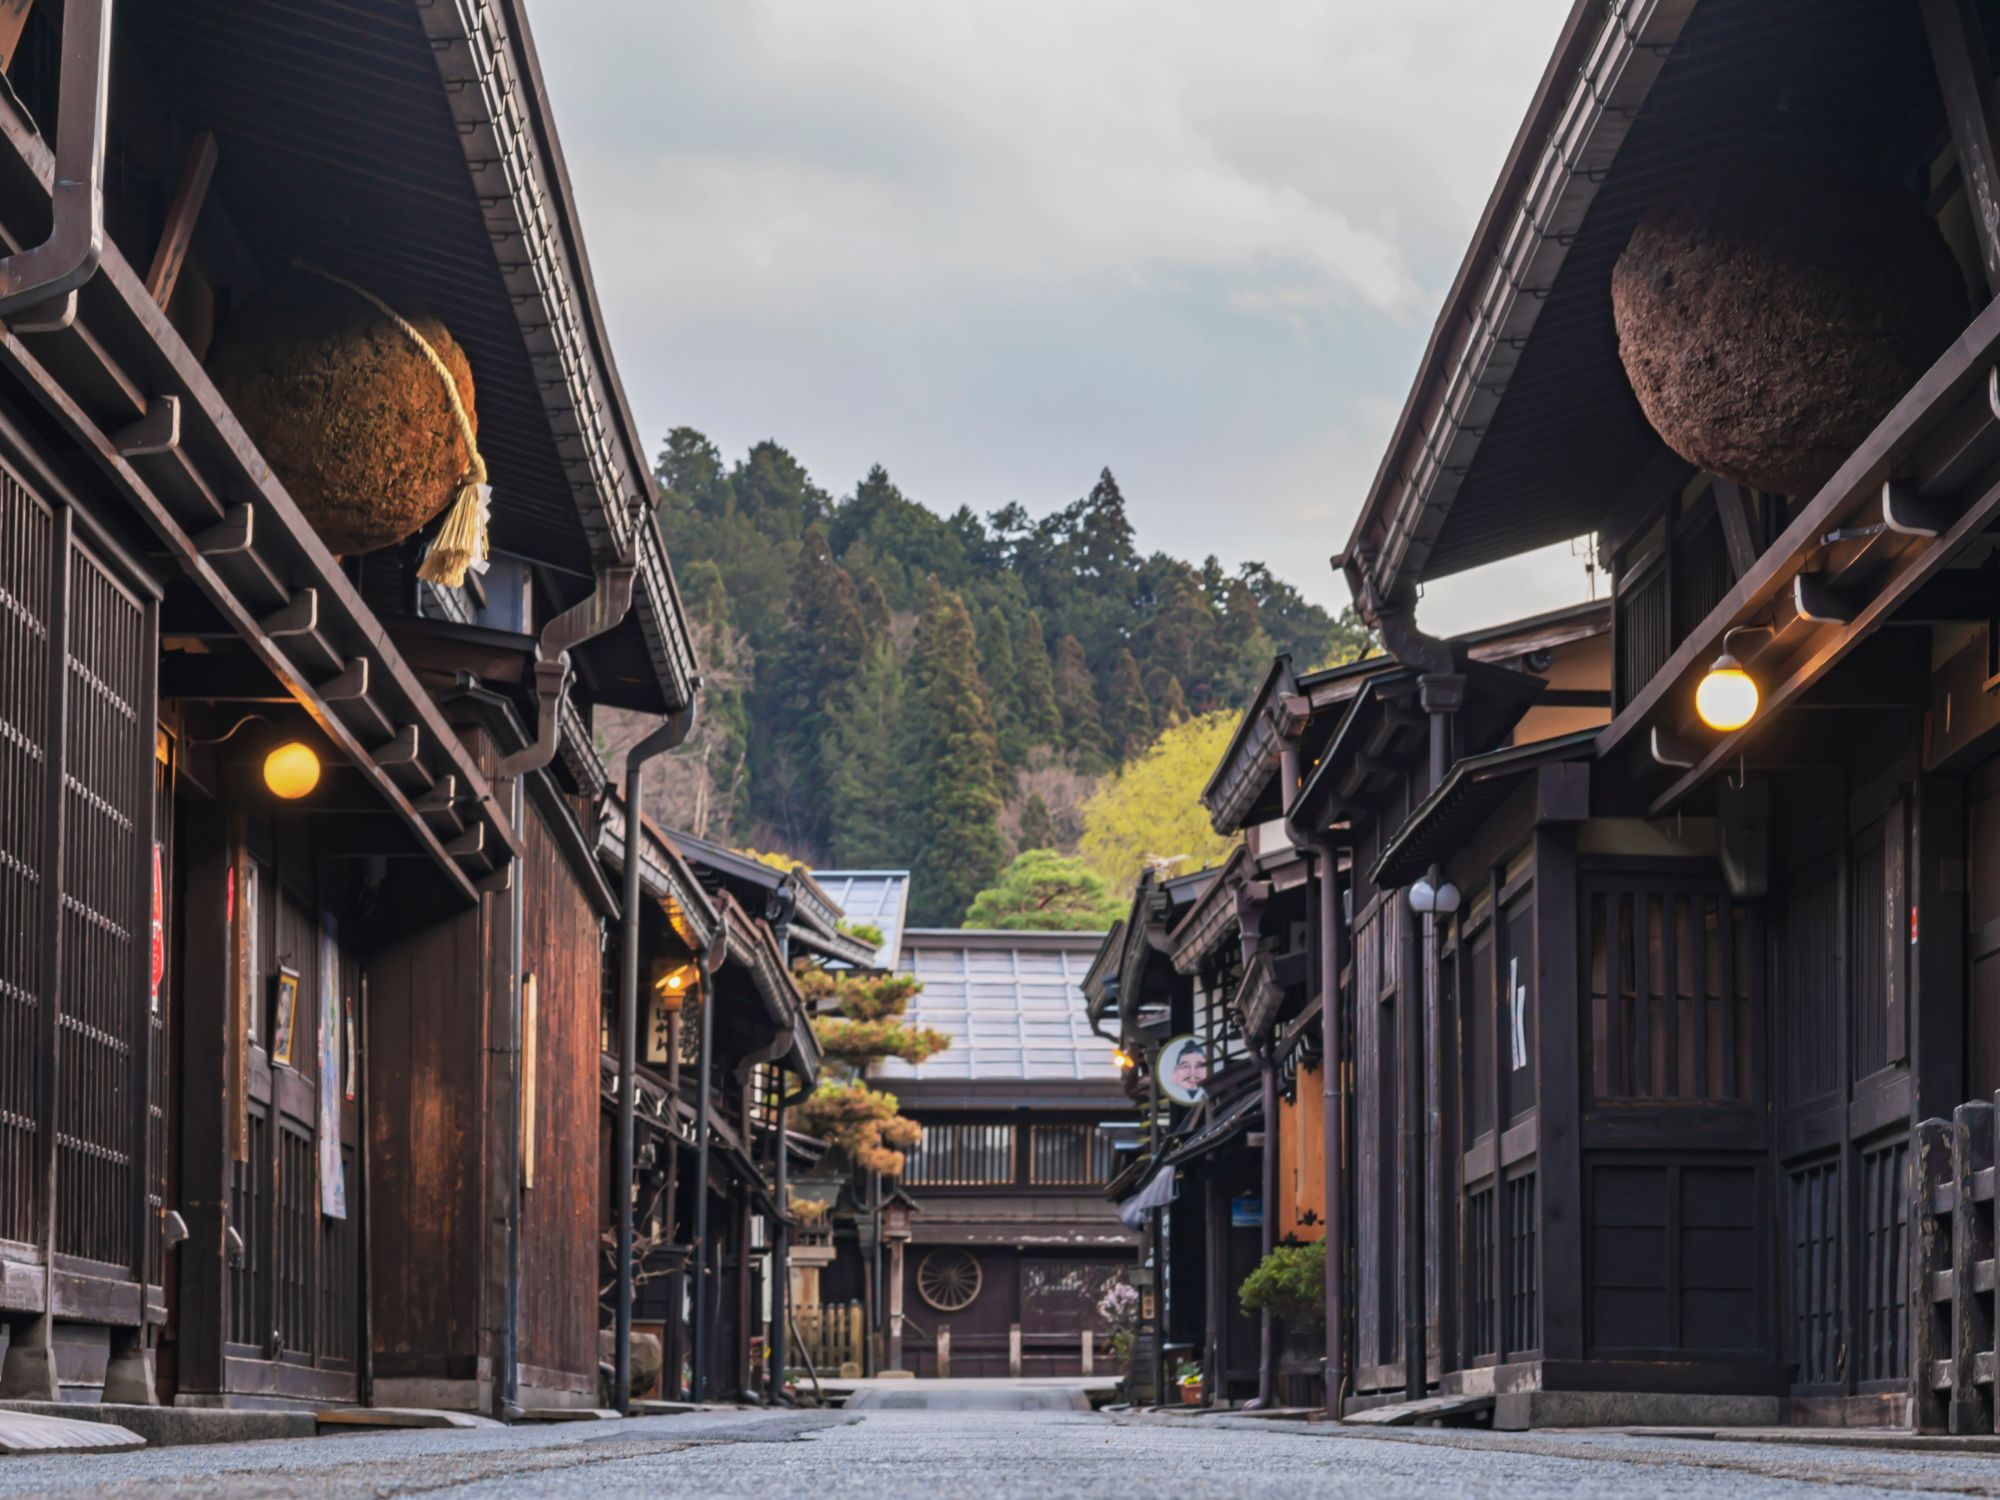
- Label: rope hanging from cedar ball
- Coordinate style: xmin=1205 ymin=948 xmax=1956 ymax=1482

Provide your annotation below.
xmin=206 ymin=267 xmax=489 ymax=578
xmin=1610 ymin=152 xmax=1968 ymax=498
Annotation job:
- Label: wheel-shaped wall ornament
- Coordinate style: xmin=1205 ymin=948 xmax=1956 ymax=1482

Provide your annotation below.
xmin=916 ymin=1247 xmax=983 ymax=1311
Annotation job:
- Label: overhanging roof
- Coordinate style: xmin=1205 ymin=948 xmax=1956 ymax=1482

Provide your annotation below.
xmin=811 ymin=870 xmax=912 ymax=969
xmin=1342 ymin=0 xmax=1942 ymax=604
xmin=127 ymin=0 xmax=697 ymax=713
xmin=1372 ymin=728 xmax=1599 ymax=888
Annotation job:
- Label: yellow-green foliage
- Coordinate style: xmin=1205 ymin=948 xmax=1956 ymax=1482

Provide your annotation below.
xmin=814 ymin=1017 xmax=951 ymax=1066
xmin=1079 ymin=711 xmax=1239 ymax=897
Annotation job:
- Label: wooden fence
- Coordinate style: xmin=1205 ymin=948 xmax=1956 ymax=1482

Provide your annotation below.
xmin=794 ymin=1300 xmax=868 ymax=1377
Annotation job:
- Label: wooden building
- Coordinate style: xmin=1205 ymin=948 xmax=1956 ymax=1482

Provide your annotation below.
xmin=858 ymin=928 xmax=1140 ymax=1379
xmin=0 ymin=0 xmax=698 ymax=1416
xmin=1310 ymin=0 xmax=2000 ymax=1431
xmin=1090 ymin=607 xmax=1608 ymax=1411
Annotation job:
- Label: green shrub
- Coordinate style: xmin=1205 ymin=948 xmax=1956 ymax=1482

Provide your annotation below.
xmin=1238 ymin=1240 xmax=1326 ymax=1332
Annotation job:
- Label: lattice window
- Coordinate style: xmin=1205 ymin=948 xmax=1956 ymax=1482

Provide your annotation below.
xmin=0 ymin=472 xmax=51 ymax=1248
xmin=276 ymin=1120 xmax=314 ymax=1353
xmin=1028 ymin=1123 xmax=1117 ymax=1186
xmin=902 ymin=1122 xmax=1016 ymax=1186
xmin=1858 ymin=1140 xmax=1909 ymax=1386
xmin=1506 ymin=1172 xmax=1539 ymax=1355
xmin=1788 ymin=1158 xmax=1841 ymax=1386
xmin=1587 ymin=875 xmax=1757 ymax=1104
xmin=229 ymin=1106 xmax=267 ymax=1348
xmin=1466 ymin=1184 xmax=1496 ymax=1359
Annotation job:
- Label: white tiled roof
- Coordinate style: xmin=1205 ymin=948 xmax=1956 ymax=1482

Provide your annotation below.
xmin=877 ymin=929 xmax=1118 ymax=1082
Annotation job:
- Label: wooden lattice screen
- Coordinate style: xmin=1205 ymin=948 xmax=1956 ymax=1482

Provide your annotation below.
xmin=0 ymin=465 xmax=155 ymax=1289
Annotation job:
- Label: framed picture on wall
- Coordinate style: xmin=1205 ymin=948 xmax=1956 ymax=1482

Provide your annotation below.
xmin=271 ymin=965 xmax=300 ymax=1068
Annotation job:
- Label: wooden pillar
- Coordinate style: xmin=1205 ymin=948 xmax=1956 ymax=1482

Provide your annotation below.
xmin=1912 ymin=1118 xmax=1952 ymax=1433
xmin=937 ymin=1321 xmax=951 ymax=1379
xmin=1008 ymin=1323 xmax=1022 ymax=1379
xmin=1532 ymin=811 xmax=1585 ymax=1363
xmin=887 ymin=1240 xmax=905 ymax=1372
xmin=1950 ymin=1101 xmax=1995 ymax=1433
xmin=1913 ymin=776 xmax=1968 ymax=1125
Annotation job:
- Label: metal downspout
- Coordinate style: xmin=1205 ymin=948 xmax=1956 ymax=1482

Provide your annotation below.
xmin=690 ymin=921 xmax=725 ymax=1403
xmin=1311 ymin=832 xmax=1348 ymax=1417
xmin=614 ymin=705 xmax=697 ymax=1414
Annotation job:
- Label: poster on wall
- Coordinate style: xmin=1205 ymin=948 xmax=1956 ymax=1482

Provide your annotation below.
xmin=319 ymin=911 xmax=347 ymax=1220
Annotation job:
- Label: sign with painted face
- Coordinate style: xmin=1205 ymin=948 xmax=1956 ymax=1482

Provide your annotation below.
xmin=1155 ymin=1033 xmax=1210 ymax=1106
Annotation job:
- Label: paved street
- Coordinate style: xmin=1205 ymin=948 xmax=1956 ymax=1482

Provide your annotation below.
xmin=8 ymin=1398 xmax=2000 ymax=1498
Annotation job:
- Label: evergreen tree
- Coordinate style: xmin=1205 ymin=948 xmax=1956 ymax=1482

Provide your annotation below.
xmin=1013 ymin=611 xmax=1062 ymax=746
xmin=965 ymin=850 xmax=1123 ymax=931
xmin=904 ymin=590 xmax=1007 ymax=925
xmin=1156 ymin=674 xmax=1190 ymax=728
xmin=1217 ymin=577 xmax=1277 ymax=701
xmin=1053 ymin=632 xmax=1110 ymax=771
xmin=824 ymin=638 xmax=907 ymax=867
xmin=757 ymin=524 xmax=868 ymax=852
xmin=1106 ymin=648 xmax=1153 ymax=759
xmin=979 ymin=604 xmax=1027 ymax=764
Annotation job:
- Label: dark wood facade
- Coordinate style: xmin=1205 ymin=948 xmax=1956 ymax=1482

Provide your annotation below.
xmin=0 ymin=0 xmax=698 ymax=1416
xmin=1310 ymin=0 xmax=2000 ymax=1431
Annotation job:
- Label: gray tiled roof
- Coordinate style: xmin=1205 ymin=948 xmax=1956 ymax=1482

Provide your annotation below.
xmin=811 ymin=869 xmax=911 ymax=969
xmin=877 ymin=929 xmax=1117 ymax=1083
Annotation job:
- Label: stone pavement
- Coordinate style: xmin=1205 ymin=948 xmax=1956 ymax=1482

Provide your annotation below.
xmin=5 ymin=1396 xmax=2000 ymax=1497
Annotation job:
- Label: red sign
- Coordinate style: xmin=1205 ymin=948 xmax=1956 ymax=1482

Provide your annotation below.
xmin=149 ymin=844 xmax=165 ymax=1009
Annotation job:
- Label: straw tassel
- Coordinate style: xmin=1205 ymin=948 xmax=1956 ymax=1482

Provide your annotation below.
xmin=292 ymin=258 xmax=491 ymax=588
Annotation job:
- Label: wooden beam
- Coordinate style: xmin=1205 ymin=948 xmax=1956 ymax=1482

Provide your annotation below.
xmin=1711 ymin=478 xmax=1758 ymax=579
xmin=143 ymin=130 xmax=216 ymax=309
xmin=1923 ymin=0 xmax=2000 ymax=296
xmin=112 ymin=394 xmax=178 ymax=456
xmin=1649 ymin=467 xmax=2000 ymax=815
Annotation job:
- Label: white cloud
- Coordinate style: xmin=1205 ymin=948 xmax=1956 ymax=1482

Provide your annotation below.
xmin=533 ymin=0 xmax=1574 ymax=611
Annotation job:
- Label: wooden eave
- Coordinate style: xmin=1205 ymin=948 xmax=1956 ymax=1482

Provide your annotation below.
xmin=1372 ymin=727 xmax=1599 ymax=888
xmin=1168 ymin=845 xmax=1247 ymax=976
xmin=1115 ymin=885 xmax=1170 ymax=1014
xmin=789 ymin=921 xmax=881 ymax=971
xmin=1200 ymin=657 xmax=1296 ymax=835
xmin=0 ymin=101 xmax=517 ymax=902
xmin=718 ymin=890 xmax=820 ymax=1086
xmin=1345 ymin=0 xmax=1692 ymax=604
xmin=420 ymin=0 xmax=698 ymax=714
xmin=1603 ymin=294 xmax=2000 ymax=816
xmin=595 ymin=798 xmax=720 ymax=953
xmin=1228 ymin=952 xmax=1283 ymax=1044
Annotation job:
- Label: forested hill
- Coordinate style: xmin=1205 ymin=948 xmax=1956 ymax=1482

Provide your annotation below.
xmin=620 ymin=428 xmax=1368 ymax=925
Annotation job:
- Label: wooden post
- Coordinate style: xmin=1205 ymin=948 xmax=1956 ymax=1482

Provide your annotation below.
xmin=1914 ymin=1118 xmax=1952 ymax=1433
xmin=1009 ymin=1323 xmax=1023 ymax=1379
xmin=937 ymin=1322 xmax=951 ymax=1379
xmin=887 ymin=1239 xmax=905 ymax=1372
xmin=1082 ymin=1328 xmax=1094 ymax=1377
xmin=1950 ymin=1101 xmax=1994 ymax=1433
xmin=1533 ymin=824 xmax=1584 ymax=1362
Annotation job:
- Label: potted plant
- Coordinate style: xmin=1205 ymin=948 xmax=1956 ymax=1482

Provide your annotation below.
xmin=1176 ymin=1360 xmax=1204 ymax=1406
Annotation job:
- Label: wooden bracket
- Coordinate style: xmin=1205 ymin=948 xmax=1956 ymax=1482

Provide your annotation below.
xmin=194 ymin=502 xmax=253 ymax=557
xmin=9 ymin=289 xmax=75 ymax=333
xmin=1794 ymin=572 xmax=1856 ymax=625
xmin=1884 ymin=478 xmax=1953 ymax=538
xmin=260 ymin=588 xmax=317 ymax=638
xmin=443 ymin=824 xmax=485 ymax=859
xmin=320 ymin=657 xmax=369 ymax=703
xmin=413 ymin=775 xmax=458 ymax=815
xmin=477 ymin=863 xmax=514 ymax=896
xmin=375 ymin=724 xmax=420 ymax=768
xmin=113 ymin=395 xmax=180 ymax=456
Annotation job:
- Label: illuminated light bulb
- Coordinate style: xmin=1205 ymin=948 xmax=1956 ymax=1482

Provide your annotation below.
xmin=1111 ymin=1048 xmax=1135 ymax=1070
xmin=1695 ymin=654 xmax=1759 ymax=732
xmin=263 ymin=741 xmax=321 ymax=799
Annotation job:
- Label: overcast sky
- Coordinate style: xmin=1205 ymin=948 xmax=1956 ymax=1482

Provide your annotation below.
xmin=531 ymin=0 xmax=1593 ymax=633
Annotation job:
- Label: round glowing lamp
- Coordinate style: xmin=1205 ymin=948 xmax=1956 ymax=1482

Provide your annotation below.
xmin=262 ymin=740 xmax=321 ymax=799
xmin=1111 ymin=1048 xmax=1136 ymax=1070
xmin=1695 ymin=654 xmax=1759 ymax=732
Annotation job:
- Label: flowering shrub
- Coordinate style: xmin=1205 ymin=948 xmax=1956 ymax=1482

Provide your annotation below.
xmin=1097 ymin=1280 xmax=1140 ymax=1364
